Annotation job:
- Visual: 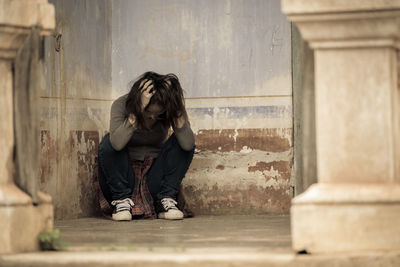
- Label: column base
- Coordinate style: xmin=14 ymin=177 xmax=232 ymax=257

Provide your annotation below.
xmin=0 ymin=183 xmax=53 ymax=254
xmin=291 ymin=183 xmax=400 ymax=254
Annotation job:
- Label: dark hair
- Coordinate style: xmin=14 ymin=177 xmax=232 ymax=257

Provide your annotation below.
xmin=125 ymin=71 xmax=186 ymax=129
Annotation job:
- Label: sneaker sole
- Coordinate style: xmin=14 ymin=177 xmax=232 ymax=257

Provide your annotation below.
xmin=158 ymin=210 xmax=184 ymax=220
xmin=112 ymin=210 xmax=132 ymax=221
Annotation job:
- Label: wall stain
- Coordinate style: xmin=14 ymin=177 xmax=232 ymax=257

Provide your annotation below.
xmin=248 ymin=160 xmax=291 ymax=180
xmin=70 ymin=130 xmax=100 ymax=217
xmin=39 ymin=130 xmax=59 ymax=190
xmin=216 ymin=165 xmax=225 ymax=170
xmin=183 ymin=148 xmax=293 ymax=215
xmin=183 ymin=183 xmax=291 ymax=215
xmin=195 ymin=128 xmax=291 ymax=152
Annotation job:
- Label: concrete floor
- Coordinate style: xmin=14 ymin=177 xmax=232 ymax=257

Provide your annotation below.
xmin=55 ymin=215 xmax=292 ymax=253
xmin=1 ymin=215 xmax=399 ymax=267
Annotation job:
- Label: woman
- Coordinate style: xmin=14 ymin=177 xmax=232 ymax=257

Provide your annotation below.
xmin=97 ymin=71 xmax=195 ymax=221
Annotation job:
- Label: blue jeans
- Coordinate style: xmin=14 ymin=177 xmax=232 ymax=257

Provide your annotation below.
xmin=98 ymin=133 xmax=194 ymax=204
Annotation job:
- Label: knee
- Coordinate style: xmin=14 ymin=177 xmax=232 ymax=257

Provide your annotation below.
xmin=165 ymin=137 xmax=194 ymax=166
xmin=99 ymin=133 xmax=118 ymax=157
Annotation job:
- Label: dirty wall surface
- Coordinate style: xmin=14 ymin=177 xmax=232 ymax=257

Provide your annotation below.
xmin=40 ymin=0 xmax=112 ymax=219
xmin=112 ymin=0 xmax=293 ymax=215
xmin=39 ymin=0 xmax=293 ymax=219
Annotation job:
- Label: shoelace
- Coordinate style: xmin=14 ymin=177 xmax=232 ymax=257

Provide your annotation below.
xmin=111 ymin=198 xmax=134 ymax=212
xmin=161 ymin=198 xmax=178 ymax=211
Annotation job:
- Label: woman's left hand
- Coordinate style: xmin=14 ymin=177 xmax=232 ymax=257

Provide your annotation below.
xmin=174 ymin=115 xmax=186 ymax=128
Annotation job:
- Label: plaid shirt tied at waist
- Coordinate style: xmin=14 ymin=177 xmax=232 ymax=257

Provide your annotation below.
xmin=93 ymin=157 xmax=193 ymax=219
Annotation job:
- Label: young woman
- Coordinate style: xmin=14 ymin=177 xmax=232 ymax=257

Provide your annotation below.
xmin=97 ymin=72 xmax=195 ymax=221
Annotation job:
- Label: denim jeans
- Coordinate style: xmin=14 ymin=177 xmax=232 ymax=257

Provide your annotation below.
xmin=98 ymin=133 xmax=194 ymax=204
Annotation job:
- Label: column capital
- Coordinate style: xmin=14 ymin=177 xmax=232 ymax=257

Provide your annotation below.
xmin=0 ymin=0 xmax=55 ymax=60
xmin=282 ymin=0 xmax=400 ymax=49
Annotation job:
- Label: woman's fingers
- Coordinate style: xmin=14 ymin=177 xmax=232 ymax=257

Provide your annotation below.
xmin=140 ymin=79 xmax=153 ymax=92
xmin=140 ymin=79 xmax=157 ymax=98
xmin=139 ymin=79 xmax=147 ymax=90
xmin=140 ymin=79 xmax=156 ymax=111
xmin=143 ymin=79 xmax=152 ymax=89
xmin=147 ymin=83 xmax=155 ymax=93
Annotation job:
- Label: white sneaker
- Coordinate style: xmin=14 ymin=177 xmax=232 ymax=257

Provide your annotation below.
xmin=111 ymin=198 xmax=134 ymax=221
xmin=158 ymin=197 xmax=184 ymax=220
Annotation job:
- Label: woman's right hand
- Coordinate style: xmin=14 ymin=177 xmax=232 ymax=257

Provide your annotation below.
xmin=140 ymin=79 xmax=155 ymax=111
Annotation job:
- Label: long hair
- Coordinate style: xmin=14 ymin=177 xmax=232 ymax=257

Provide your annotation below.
xmin=125 ymin=71 xmax=186 ymax=129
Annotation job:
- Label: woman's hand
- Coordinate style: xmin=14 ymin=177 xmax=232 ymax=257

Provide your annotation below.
xmin=128 ymin=113 xmax=136 ymax=126
xmin=140 ymin=79 xmax=155 ymax=111
xmin=174 ymin=115 xmax=186 ymax=128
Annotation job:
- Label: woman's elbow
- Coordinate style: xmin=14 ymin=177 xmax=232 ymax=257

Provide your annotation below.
xmin=180 ymin=141 xmax=195 ymax=152
xmin=109 ymin=135 xmax=124 ymax=151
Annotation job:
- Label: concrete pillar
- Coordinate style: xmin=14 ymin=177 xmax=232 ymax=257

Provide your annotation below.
xmin=0 ymin=0 xmax=55 ymax=253
xmin=281 ymin=1 xmax=400 ymax=253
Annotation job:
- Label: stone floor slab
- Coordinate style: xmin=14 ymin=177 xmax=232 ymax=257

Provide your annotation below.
xmin=0 ymin=215 xmax=399 ymax=266
xmin=54 ymin=215 xmax=292 ymax=252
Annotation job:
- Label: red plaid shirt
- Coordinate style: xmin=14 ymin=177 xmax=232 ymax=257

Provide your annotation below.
xmin=93 ymin=157 xmax=193 ymax=219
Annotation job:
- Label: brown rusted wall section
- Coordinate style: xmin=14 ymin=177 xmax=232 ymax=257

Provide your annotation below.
xmin=183 ymin=147 xmax=293 ymax=215
xmin=72 ymin=131 xmax=100 ymax=217
xmin=183 ymin=126 xmax=293 ymax=215
xmin=196 ymin=128 xmax=292 ymax=153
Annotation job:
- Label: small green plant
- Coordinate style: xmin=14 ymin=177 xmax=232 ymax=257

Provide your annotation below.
xmin=174 ymin=244 xmax=186 ymax=252
xmin=127 ymin=244 xmax=137 ymax=251
xmin=37 ymin=228 xmax=69 ymax=251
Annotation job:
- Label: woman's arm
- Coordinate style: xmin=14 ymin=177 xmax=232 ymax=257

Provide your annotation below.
xmin=173 ymin=109 xmax=195 ymax=151
xmin=109 ymin=96 xmax=136 ymax=151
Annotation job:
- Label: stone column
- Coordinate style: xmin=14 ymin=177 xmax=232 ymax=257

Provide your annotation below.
xmin=281 ymin=1 xmax=400 ymax=253
xmin=0 ymin=0 xmax=55 ymax=253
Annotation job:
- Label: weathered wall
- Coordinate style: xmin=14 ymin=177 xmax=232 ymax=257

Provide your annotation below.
xmin=112 ymin=0 xmax=293 ymax=215
xmin=39 ymin=0 xmax=293 ymax=219
xmin=39 ymin=0 xmax=112 ymax=219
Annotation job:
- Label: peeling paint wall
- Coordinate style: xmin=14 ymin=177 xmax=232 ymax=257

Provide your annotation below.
xmin=39 ymin=0 xmax=293 ymax=219
xmin=39 ymin=0 xmax=112 ymax=219
xmin=184 ymin=98 xmax=293 ymax=214
xmin=112 ymin=0 xmax=293 ymax=215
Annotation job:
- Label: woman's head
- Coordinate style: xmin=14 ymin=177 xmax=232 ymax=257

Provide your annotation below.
xmin=126 ymin=71 xmax=186 ymax=129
